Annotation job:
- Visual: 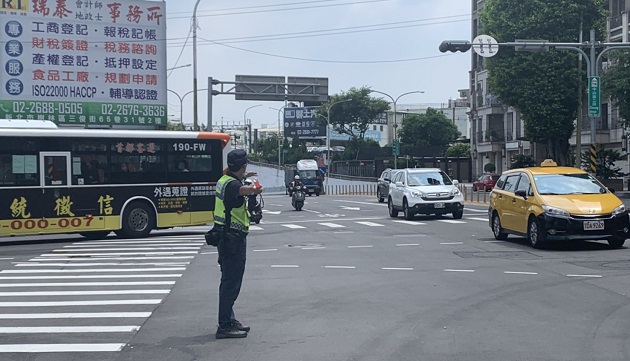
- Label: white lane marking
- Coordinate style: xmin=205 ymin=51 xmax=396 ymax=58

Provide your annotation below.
xmin=484 ymin=241 xmax=503 ymax=243
xmin=64 ymin=243 xmax=203 ymax=248
xmin=200 ymin=252 xmax=218 ymax=255
xmin=0 ymin=281 xmax=176 ymax=287
xmin=262 ymin=216 xmax=382 ymax=225
xmin=440 ymin=242 xmax=464 ymax=245
xmin=1 ymin=268 xmax=185 ymax=273
xmin=466 ymin=217 xmax=488 ymax=222
xmin=393 ymin=220 xmax=426 ymax=225
xmin=465 ymin=208 xmax=488 ymax=213
xmin=53 ymin=247 xmax=200 ymax=251
xmin=15 ymin=262 xmax=189 ymax=267
xmin=396 ymin=243 xmax=419 ymax=247
xmin=249 ymin=226 xmax=264 ymax=231
xmin=0 ymin=312 xmax=152 ymax=319
xmin=348 ymin=245 xmax=373 ymax=248
xmin=319 ymin=223 xmax=345 ymax=228
xmin=303 ymin=209 xmax=322 ymax=214
xmin=444 ymin=269 xmax=475 ymax=272
xmin=160 ymin=235 xmax=204 ymax=239
xmin=0 ymin=326 xmax=139 ymax=333
xmin=382 ymin=267 xmax=413 ymax=271
xmin=504 ymin=271 xmax=538 ymax=275
xmin=334 ymin=200 xmax=387 ymax=207
xmin=270 ymin=265 xmax=299 ymax=268
xmin=0 ymin=258 xmax=14 ymax=260
xmin=0 ymin=290 xmax=170 ymax=296
xmin=301 ymin=247 xmax=326 ymax=250
xmin=0 ymin=344 xmax=126 ymax=353
xmin=282 ymin=224 xmax=306 ymax=229
xmin=0 ymin=299 xmax=162 ymax=307
xmin=437 ymin=220 xmax=467 ymax=224
xmin=323 ymin=266 xmax=356 ymax=269
xmin=31 ymin=256 xmax=195 ymax=261
xmin=71 ymin=240 xmax=202 ymax=245
xmin=355 ymin=221 xmax=384 ymax=227
xmin=0 ymin=274 xmax=181 ymax=280
xmin=40 ymin=252 xmax=199 ymax=256
xmin=566 ymin=274 xmax=603 ymax=278
xmin=340 ymin=206 xmax=360 ymax=211
xmin=253 ymin=249 xmax=278 ymax=252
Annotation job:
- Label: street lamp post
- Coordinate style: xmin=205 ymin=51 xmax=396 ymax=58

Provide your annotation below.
xmin=167 ymin=88 xmax=208 ymax=126
xmin=369 ymin=90 xmax=424 ymax=169
xmin=244 ymin=104 xmax=262 ymax=153
xmin=192 ymin=0 xmax=203 ymax=131
xmin=167 ymin=64 xmax=191 ymax=72
xmin=325 ymin=99 xmax=352 ymax=189
xmin=269 ymin=106 xmax=286 ymax=175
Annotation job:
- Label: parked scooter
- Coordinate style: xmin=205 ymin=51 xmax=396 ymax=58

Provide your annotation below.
xmin=291 ymin=185 xmax=305 ymax=211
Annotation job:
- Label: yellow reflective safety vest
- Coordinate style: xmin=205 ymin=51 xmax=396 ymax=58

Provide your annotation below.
xmin=214 ymin=174 xmax=250 ymax=234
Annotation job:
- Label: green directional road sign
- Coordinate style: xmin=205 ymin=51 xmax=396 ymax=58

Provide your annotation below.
xmin=588 ymin=76 xmax=601 ymax=117
xmin=392 ymin=139 xmax=400 ymax=156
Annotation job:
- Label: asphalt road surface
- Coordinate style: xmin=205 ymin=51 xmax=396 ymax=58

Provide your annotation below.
xmin=1 ymin=195 xmax=630 ymax=360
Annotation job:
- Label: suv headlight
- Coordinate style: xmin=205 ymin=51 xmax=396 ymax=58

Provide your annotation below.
xmin=410 ymin=191 xmax=425 ymax=198
xmin=613 ymin=204 xmax=626 ymax=216
xmin=451 ymin=187 xmax=461 ymax=196
xmin=542 ymin=205 xmax=570 ymax=218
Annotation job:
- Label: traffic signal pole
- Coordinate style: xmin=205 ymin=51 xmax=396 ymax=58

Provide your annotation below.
xmin=440 ymin=32 xmax=630 ymax=173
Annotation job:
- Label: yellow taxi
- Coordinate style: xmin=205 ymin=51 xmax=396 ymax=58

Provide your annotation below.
xmin=488 ymin=159 xmax=629 ymax=248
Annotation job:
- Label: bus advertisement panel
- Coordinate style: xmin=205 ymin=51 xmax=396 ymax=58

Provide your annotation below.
xmin=0 ymin=125 xmax=231 ymax=239
xmin=0 ymin=0 xmax=167 ymax=127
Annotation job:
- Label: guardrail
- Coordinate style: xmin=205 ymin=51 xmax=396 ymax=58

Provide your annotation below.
xmin=458 ymin=184 xmax=490 ymax=203
xmin=324 ymin=184 xmax=377 ymax=196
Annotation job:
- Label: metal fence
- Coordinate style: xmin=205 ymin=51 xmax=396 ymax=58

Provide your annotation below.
xmin=324 ymin=183 xmax=377 ymax=196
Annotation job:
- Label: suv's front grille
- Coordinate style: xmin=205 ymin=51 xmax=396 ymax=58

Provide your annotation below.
xmin=421 ymin=193 xmax=454 ymax=201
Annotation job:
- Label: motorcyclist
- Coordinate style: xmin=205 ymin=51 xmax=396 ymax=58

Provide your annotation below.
xmin=288 ymin=175 xmax=303 ymax=197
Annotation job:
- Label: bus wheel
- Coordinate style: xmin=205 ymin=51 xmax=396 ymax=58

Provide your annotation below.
xmin=120 ymin=202 xmax=155 ymax=238
xmin=79 ymin=231 xmax=110 ymax=240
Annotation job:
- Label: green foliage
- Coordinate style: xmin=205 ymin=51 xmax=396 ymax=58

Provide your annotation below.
xmin=602 ymin=50 xmax=630 ymax=128
xmin=510 ymin=154 xmax=537 ymax=169
xmin=484 ymin=163 xmax=496 ymax=173
xmin=257 ymin=135 xmax=280 ymax=164
xmin=166 ymin=122 xmax=186 ymax=131
xmin=580 ymin=148 xmax=626 ymax=179
xmin=316 ymin=86 xmax=390 ymax=139
xmin=480 ymin=0 xmax=606 ymax=165
xmin=398 ymin=108 xmax=461 ymax=152
xmin=445 ymin=143 xmax=471 ymax=157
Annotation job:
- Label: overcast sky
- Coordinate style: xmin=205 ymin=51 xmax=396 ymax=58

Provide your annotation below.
xmin=164 ymin=0 xmax=471 ymax=130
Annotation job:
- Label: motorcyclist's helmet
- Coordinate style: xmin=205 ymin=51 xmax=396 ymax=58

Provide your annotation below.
xmin=294 ymin=175 xmax=300 ymax=180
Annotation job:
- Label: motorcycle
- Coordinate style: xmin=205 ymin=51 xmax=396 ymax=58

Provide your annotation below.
xmin=291 ymin=185 xmax=305 ymax=211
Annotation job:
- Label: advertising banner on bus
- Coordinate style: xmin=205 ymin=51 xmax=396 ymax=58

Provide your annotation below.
xmin=0 ymin=0 xmax=167 ymax=127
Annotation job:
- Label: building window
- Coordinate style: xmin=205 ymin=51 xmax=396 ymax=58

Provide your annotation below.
xmin=506 ymin=112 xmax=514 ymax=141
xmin=380 ymin=125 xmax=384 ymax=131
xmin=373 ymin=125 xmax=377 ymax=130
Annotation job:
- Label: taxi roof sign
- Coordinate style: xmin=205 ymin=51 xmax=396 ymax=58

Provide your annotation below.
xmin=540 ymin=159 xmax=558 ymax=167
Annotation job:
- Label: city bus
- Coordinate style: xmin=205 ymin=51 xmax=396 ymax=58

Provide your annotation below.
xmin=0 ymin=119 xmax=231 ymax=239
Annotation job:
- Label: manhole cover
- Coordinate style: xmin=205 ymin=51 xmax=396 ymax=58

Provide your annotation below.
xmin=455 ymin=251 xmax=540 ymax=260
xmin=286 ymin=243 xmax=324 ymax=249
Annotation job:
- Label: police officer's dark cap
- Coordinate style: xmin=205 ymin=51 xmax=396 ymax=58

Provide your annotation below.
xmin=227 ymin=149 xmax=249 ymax=168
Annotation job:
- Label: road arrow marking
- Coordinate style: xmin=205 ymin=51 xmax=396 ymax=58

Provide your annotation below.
xmin=340 ymin=206 xmax=360 ymax=211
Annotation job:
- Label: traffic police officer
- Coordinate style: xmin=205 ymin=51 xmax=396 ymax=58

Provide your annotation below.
xmin=214 ymin=149 xmax=263 ymax=339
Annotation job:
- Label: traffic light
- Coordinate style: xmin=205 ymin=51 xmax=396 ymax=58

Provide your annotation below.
xmin=439 ymin=41 xmax=472 ymax=53
xmin=392 ymin=139 xmax=400 ymax=156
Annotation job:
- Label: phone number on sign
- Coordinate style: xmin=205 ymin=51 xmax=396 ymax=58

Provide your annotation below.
xmin=101 ymin=104 xmax=165 ymax=117
xmin=5 ymin=217 xmax=95 ymax=231
xmin=12 ymin=102 xmax=84 ymax=115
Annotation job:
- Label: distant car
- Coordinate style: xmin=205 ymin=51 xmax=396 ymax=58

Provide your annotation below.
xmin=489 ymin=159 xmax=629 ymax=249
xmin=387 ymin=168 xmax=464 ymax=220
xmin=377 ymin=168 xmax=400 ymax=203
xmin=473 ymin=173 xmax=500 ymax=191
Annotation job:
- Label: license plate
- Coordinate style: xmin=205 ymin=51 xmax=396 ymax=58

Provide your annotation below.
xmin=583 ymin=220 xmax=604 ymax=230
xmin=434 ymin=203 xmax=445 ymax=209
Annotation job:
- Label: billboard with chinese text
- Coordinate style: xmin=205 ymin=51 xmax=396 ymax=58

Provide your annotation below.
xmin=0 ymin=0 xmax=167 ymax=127
xmin=283 ymin=106 xmax=325 ymax=139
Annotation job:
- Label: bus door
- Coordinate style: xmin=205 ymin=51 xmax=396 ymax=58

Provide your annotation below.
xmin=40 ymin=152 xmax=71 ymax=188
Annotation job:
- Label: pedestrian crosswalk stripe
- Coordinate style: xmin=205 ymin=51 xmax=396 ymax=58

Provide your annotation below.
xmin=0 ymin=344 xmax=126 ymax=353
xmin=0 ymin=281 xmax=176 ymax=287
xmin=355 ymin=221 xmax=384 ymax=227
xmin=437 ymin=220 xmax=467 ymax=224
xmin=1 ymin=268 xmax=185 ymax=273
xmin=0 ymin=326 xmax=140 ymax=333
xmin=392 ymin=220 xmax=426 ymax=225
xmin=319 ymin=223 xmax=345 ymax=228
xmin=249 ymin=225 xmax=264 ymax=231
xmin=0 ymin=290 xmax=170 ymax=296
xmin=0 ymin=312 xmax=152 ymax=319
xmin=0 ymin=300 xmax=162 ymax=307
xmin=282 ymin=224 xmax=306 ymax=229
xmin=466 ymin=217 xmax=488 ymax=222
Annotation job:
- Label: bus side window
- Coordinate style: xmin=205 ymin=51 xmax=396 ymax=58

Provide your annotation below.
xmin=0 ymin=154 xmax=39 ymax=186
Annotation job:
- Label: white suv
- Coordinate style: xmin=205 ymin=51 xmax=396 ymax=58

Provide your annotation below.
xmin=388 ymin=168 xmax=464 ymax=220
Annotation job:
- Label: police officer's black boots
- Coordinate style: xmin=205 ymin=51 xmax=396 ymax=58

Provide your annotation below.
xmin=215 ymin=324 xmax=247 ymax=339
xmin=233 ymin=320 xmax=250 ymax=332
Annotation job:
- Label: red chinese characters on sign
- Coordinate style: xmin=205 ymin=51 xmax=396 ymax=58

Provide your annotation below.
xmin=107 ymin=2 xmax=122 ymax=23
xmin=34 ymin=0 xmax=51 ymax=17
xmin=52 ymin=0 xmax=73 ymax=19
xmin=126 ymin=5 xmax=143 ymax=24
xmin=147 ymin=6 xmax=163 ymax=25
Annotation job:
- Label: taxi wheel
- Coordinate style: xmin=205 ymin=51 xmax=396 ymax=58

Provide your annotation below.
xmin=608 ymin=237 xmax=626 ymax=249
xmin=527 ymin=217 xmax=547 ymax=249
xmin=492 ymin=213 xmax=508 ymax=240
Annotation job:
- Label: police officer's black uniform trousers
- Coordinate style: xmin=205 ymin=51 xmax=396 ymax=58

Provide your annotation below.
xmin=218 ymin=234 xmax=247 ymax=328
